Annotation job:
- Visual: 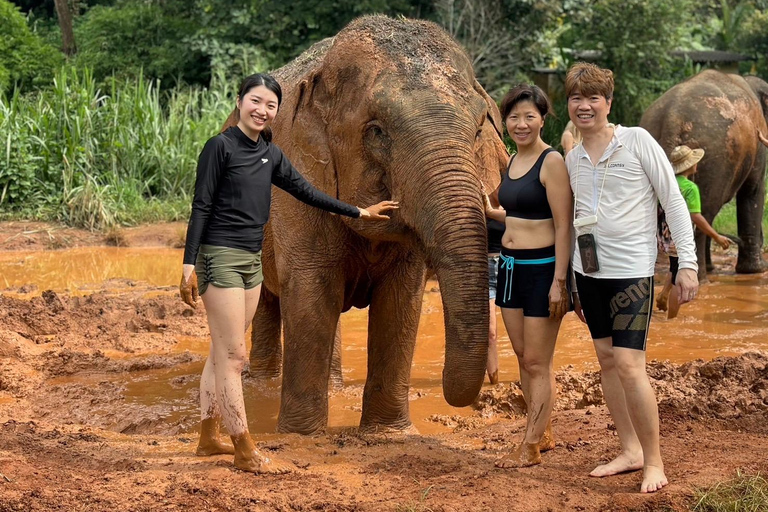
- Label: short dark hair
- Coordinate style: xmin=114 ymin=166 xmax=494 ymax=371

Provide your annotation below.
xmin=237 ymin=73 xmax=282 ymax=142
xmin=499 ymin=84 xmax=552 ymax=120
xmin=565 ymin=62 xmax=614 ymax=100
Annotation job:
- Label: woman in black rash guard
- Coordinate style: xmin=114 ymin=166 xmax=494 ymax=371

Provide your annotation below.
xmin=179 ymin=73 xmax=397 ymax=474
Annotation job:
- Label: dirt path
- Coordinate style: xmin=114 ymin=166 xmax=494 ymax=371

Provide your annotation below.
xmin=1 ymin=222 xmax=767 ymax=511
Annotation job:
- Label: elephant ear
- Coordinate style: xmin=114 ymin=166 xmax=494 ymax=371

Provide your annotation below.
xmin=473 ymin=80 xmax=508 ymax=193
xmin=273 ymin=66 xmax=340 ymax=196
xmin=745 ymin=76 xmax=768 ymax=130
xmin=474 ymin=79 xmax=504 ymax=142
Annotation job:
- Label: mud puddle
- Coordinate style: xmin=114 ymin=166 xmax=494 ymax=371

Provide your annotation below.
xmin=2 ymin=247 xmax=768 ymax=437
xmin=0 ymin=247 xmax=181 ymax=294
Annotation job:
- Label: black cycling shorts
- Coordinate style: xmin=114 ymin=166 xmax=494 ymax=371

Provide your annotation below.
xmin=575 ymin=273 xmax=653 ymax=351
xmin=495 ymin=246 xmax=555 ymax=317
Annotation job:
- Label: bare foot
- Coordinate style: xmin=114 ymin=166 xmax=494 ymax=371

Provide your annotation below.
xmin=589 ymin=451 xmax=643 ymax=477
xmin=539 ymin=423 xmax=555 ymax=453
xmin=195 ymin=438 xmax=235 ymax=456
xmin=196 ymin=416 xmax=235 ymax=456
xmin=234 ymin=450 xmax=293 ymax=475
xmin=487 ymin=369 xmax=499 ymax=385
xmin=231 ymin=432 xmax=293 ymax=474
xmin=640 ymin=465 xmax=668 ymax=493
xmin=495 ymin=442 xmax=541 ymax=469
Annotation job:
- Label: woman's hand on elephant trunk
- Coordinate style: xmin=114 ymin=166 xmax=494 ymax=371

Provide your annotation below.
xmin=483 ymin=194 xmax=495 ymax=217
xmin=548 ymin=278 xmax=569 ymax=321
xmin=358 ymin=200 xmax=399 ymax=221
xmin=676 ymin=268 xmax=699 ymax=305
xmin=180 ymin=264 xmax=199 ymax=308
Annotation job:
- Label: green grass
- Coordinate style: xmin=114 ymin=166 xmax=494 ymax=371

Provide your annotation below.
xmin=0 ymin=66 xmax=234 ymax=230
xmin=692 ymin=472 xmax=768 ymax=511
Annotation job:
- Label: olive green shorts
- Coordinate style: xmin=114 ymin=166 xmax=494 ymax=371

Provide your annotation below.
xmin=195 ymin=244 xmax=263 ymax=296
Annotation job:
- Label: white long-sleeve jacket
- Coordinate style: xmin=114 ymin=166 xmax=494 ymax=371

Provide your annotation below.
xmin=566 ymin=125 xmax=697 ymax=278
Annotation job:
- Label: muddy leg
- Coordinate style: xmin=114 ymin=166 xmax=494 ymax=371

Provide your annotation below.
xmin=196 ymin=343 xmax=234 ymax=456
xmin=360 ymin=259 xmax=426 ymax=432
xmin=249 ymin=287 xmax=282 ymax=379
xmin=203 ymin=285 xmax=293 ymax=473
xmin=329 ymin=322 xmax=343 ymax=389
xmin=496 ymin=315 xmax=559 ymax=468
xmin=487 ymin=300 xmax=499 ymax=384
xmin=735 ymin=170 xmax=767 ymax=273
xmin=277 ymin=274 xmax=343 ymax=434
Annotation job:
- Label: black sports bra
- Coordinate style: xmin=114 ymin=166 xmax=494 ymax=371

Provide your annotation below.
xmin=497 ymin=148 xmax=555 ymax=220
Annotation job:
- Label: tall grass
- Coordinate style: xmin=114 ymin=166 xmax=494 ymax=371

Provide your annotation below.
xmin=0 ymin=67 xmax=233 ymax=229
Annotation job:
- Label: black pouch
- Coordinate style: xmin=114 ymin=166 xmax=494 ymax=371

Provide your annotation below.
xmin=578 ymin=233 xmax=599 ymax=273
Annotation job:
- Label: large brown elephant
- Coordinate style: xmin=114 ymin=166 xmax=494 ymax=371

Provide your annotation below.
xmin=640 ymin=70 xmax=768 ymax=277
xmin=223 ymin=15 xmax=508 ymax=434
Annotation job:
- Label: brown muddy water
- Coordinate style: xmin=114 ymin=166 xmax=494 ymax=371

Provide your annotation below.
xmin=2 ymin=248 xmax=768 ymax=434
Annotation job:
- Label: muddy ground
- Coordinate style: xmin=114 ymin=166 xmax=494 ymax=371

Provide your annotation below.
xmin=1 ymin=221 xmax=768 ymax=512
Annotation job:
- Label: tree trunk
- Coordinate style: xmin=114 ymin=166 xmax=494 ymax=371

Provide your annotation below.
xmin=54 ymin=0 xmax=77 ymax=57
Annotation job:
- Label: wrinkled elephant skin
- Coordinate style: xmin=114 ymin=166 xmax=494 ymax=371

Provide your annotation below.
xmin=227 ymin=16 xmax=508 ymax=435
xmin=640 ymin=70 xmax=768 ymax=277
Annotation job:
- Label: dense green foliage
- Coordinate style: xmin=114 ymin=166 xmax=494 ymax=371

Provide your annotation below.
xmin=560 ymin=0 xmax=694 ymax=125
xmin=73 ymin=2 xmax=206 ymax=88
xmin=2 ymin=0 xmax=768 ymax=227
xmin=0 ymin=0 xmax=62 ymax=94
xmin=0 ymin=67 xmax=232 ymax=228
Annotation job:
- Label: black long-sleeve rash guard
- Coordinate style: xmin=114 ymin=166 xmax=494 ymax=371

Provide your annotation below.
xmin=183 ymin=126 xmax=360 ymax=265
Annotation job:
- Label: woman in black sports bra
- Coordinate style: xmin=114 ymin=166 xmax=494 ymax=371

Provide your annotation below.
xmin=484 ymin=84 xmax=573 ymax=469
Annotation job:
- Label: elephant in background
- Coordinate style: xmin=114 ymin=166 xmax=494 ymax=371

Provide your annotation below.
xmin=640 ymin=69 xmax=768 ymax=278
xmin=224 ymin=15 xmax=508 ymax=435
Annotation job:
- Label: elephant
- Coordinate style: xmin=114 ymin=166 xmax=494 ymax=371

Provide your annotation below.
xmin=222 ymin=15 xmax=508 ymax=434
xmin=640 ymin=69 xmax=768 ymax=278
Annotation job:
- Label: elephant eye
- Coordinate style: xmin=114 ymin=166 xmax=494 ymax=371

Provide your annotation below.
xmin=366 ymin=122 xmax=386 ymax=139
xmin=364 ymin=121 xmax=391 ymax=161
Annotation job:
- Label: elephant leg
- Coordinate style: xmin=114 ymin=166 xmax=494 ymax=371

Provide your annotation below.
xmin=705 ymin=237 xmax=713 ymax=274
xmin=329 ymin=321 xmax=343 ymax=389
xmin=277 ymin=276 xmax=343 ymax=434
xmin=248 ymin=286 xmax=282 ymax=379
xmin=360 ymin=259 xmax=426 ymax=432
xmin=735 ymin=168 xmax=768 ymax=274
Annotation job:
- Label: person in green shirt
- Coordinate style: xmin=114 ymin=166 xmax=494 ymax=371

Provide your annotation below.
xmin=656 ymin=145 xmax=730 ymax=318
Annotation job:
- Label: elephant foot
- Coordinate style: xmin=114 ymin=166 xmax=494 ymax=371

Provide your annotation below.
xmin=329 ymin=373 xmax=344 ymax=390
xmin=248 ymin=365 xmax=282 ymax=380
xmin=231 ymin=433 xmax=293 ymax=474
xmin=358 ymin=421 xmax=419 ymax=436
xmin=735 ymin=258 xmax=768 ymax=274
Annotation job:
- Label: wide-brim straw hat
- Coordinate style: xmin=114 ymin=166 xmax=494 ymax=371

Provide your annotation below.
xmin=670 ymin=145 xmax=704 ymax=174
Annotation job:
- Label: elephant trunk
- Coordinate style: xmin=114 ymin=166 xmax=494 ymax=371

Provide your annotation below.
xmin=405 ymin=151 xmax=489 ymax=407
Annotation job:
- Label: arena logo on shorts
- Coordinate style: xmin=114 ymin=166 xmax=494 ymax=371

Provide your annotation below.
xmin=609 ymin=278 xmax=651 ymax=329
